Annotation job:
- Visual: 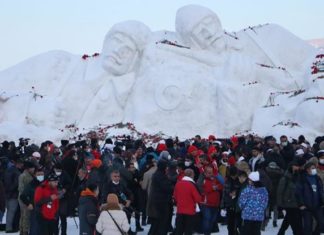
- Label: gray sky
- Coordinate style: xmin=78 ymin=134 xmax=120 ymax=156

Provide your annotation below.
xmin=0 ymin=0 xmax=323 ymax=70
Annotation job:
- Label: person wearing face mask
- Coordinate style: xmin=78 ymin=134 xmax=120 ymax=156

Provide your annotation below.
xmin=20 ymin=169 xmax=44 ymax=235
xmin=295 ymin=162 xmax=324 ymax=235
xmin=34 ymin=173 xmax=59 ymax=235
xmin=52 ymin=164 xmax=72 ymax=235
xmin=78 ymin=184 xmax=99 ymax=235
xmin=279 ymin=135 xmax=294 ymax=169
xmin=276 ymin=161 xmax=303 ymax=235
xmin=101 ymin=170 xmax=135 ymax=235
xmin=184 ymin=156 xmax=200 ymax=182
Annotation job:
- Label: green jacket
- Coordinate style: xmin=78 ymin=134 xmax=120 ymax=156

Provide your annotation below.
xmin=277 ymin=171 xmax=298 ymax=208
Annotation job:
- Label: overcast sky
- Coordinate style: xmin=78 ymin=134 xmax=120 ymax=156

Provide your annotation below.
xmin=0 ymin=0 xmax=323 ymax=70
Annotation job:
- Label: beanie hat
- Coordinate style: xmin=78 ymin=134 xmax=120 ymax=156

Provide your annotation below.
xmin=295 ymin=149 xmax=304 ymax=156
xmin=300 ymin=143 xmax=308 ymax=148
xmin=32 ymin=151 xmax=41 ymax=159
xmin=91 ymin=159 xmax=102 ymax=169
xmin=156 ymin=143 xmax=167 ymax=153
xmin=248 ymin=171 xmax=260 ymax=182
xmin=159 ymin=151 xmax=171 ymax=161
xmin=208 ymin=135 xmax=216 ymax=141
xmin=228 ymin=156 xmax=236 ymax=166
xmin=187 ymin=145 xmax=198 ymax=154
xmin=47 ymin=173 xmax=59 ymax=181
xmin=318 ymin=149 xmax=324 ymax=157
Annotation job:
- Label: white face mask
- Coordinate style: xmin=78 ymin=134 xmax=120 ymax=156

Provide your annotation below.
xmin=311 ymin=169 xmax=317 ymax=175
xmin=112 ymin=180 xmax=119 ymax=185
xmin=55 ymin=171 xmax=62 ymax=176
xmin=36 ymin=175 xmax=44 ymax=182
xmin=319 ymin=159 xmax=324 ymax=164
xmin=184 ymin=161 xmax=191 ymax=167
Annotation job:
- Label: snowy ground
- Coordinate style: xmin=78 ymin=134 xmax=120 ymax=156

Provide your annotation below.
xmin=4 ymin=215 xmax=292 ymax=235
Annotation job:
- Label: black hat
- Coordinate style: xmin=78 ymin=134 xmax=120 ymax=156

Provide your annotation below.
xmin=47 ymin=173 xmax=59 ymax=181
xmin=60 ymin=139 xmax=69 ymax=146
xmin=23 ymin=161 xmax=35 ymax=169
xmin=1 ymin=140 xmax=10 ymax=149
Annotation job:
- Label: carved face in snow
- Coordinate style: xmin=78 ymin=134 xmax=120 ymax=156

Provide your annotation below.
xmin=102 ymin=33 xmax=138 ymax=76
xmin=191 ymin=16 xmax=225 ymax=53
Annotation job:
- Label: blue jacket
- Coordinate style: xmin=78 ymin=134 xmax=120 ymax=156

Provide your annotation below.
xmin=239 ymin=185 xmax=268 ymax=221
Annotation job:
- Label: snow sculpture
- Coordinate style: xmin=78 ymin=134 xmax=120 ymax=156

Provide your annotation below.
xmin=0 ymin=5 xmax=321 ymax=142
xmin=78 ymin=21 xmax=151 ymax=128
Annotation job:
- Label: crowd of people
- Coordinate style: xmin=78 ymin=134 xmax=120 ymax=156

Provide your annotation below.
xmin=0 ymin=133 xmax=324 ymax=235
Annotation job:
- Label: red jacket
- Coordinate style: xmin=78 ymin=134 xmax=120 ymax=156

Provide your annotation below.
xmin=34 ymin=181 xmax=59 ymax=220
xmin=173 ymin=177 xmax=202 ymax=215
xmin=201 ymin=177 xmax=223 ymax=207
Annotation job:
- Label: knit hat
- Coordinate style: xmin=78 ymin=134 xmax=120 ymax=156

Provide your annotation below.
xmin=228 ymin=156 xmax=236 ymax=166
xmin=32 ymin=151 xmax=41 ymax=159
xmin=300 ymin=143 xmax=308 ymax=148
xmin=208 ymin=135 xmax=216 ymax=141
xmin=47 ymin=173 xmax=59 ymax=182
xmin=159 ymin=151 xmax=171 ymax=161
xmin=295 ymin=149 xmax=304 ymax=156
xmin=156 ymin=143 xmax=167 ymax=153
xmin=248 ymin=171 xmax=260 ymax=182
xmin=187 ymin=145 xmax=198 ymax=154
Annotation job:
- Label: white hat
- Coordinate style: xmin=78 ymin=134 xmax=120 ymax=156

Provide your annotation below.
xmin=248 ymin=171 xmax=260 ymax=182
xmin=32 ymin=151 xmax=41 ymax=159
xmin=300 ymin=143 xmax=308 ymax=148
xmin=295 ymin=149 xmax=304 ymax=156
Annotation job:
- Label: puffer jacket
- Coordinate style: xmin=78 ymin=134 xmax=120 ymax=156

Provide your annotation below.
xmin=238 ymin=185 xmax=268 ymax=221
xmin=96 ymin=209 xmax=130 ymax=235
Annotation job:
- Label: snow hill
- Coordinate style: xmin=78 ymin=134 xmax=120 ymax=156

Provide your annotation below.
xmin=0 ymin=5 xmax=323 ymax=144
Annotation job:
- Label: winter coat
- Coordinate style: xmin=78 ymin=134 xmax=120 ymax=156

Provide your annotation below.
xmin=34 ymin=180 xmax=59 ymax=220
xmin=0 ymin=180 xmax=5 ymax=212
xmin=78 ymin=188 xmax=99 ymax=235
xmin=101 ymin=180 xmax=133 ymax=205
xmin=173 ymin=177 xmax=202 ymax=215
xmin=150 ymin=169 xmax=174 ymax=205
xmin=96 ymin=209 xmax=130 ymax=235
xmin=20 ymin=178 xmax=41 ymax=206
xmin=238 ymin=185 xmax=268 ymax=221
xmin=197 ymin=174 xmax=223 ymax=207
xmin=141 ymin=166 xmax=157 ymax=218
xmin=4 ymin=164 xmax=21 ymax=199
xmin=279 ymin=144 xmax=294 ymax=169
xmin=149 ymin=169 xmax=173 ymax=218
xmin=295 ymin=172 xmax=324 ymax=210
xmin=276 ymin=171 xmax=298 ymax=208
xmin=221 ymin=176 xmax=241 ymax=209
xmin=18 ymin=170 xmax=34 ymax=197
